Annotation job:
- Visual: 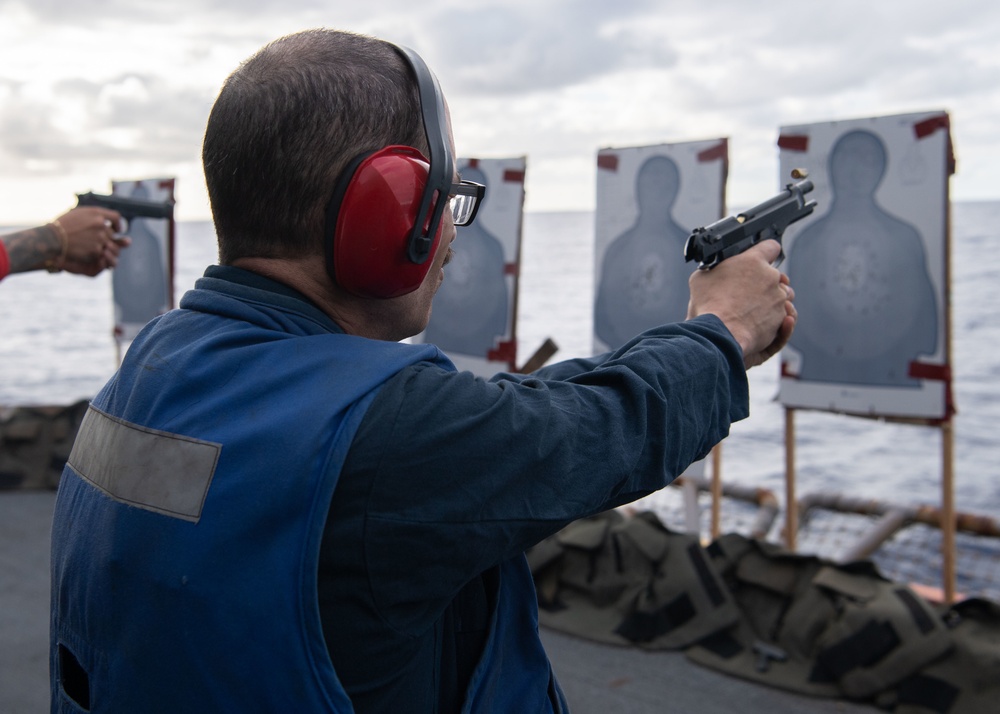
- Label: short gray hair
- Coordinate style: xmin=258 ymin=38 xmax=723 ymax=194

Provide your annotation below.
xmin=203 ymin=29 xmax=427 ymax=262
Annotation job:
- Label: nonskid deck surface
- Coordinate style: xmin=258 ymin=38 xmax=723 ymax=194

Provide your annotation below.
xmin=1 ymin=491 xmax=53 ymax=714
xmin=542 ymin=627 xmax=877 ymax=713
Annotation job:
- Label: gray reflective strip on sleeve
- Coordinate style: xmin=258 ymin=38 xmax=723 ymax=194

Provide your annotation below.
xmin=67 ymin=405 xmax=221 ymax=523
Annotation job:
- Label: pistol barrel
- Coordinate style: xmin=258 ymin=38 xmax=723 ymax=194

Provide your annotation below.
xmin=76 ymin=191 xmax=175 ymax=221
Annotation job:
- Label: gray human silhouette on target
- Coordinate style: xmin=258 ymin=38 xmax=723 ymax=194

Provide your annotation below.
xmin=594 ymin=156 xmax=694 ymax=350
xmin=786 ymin=130 xmax=937 ymax=387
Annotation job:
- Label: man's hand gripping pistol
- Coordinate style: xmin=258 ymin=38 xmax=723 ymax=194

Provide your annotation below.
xmin=684 ymin=171 xmax=817 ymax=270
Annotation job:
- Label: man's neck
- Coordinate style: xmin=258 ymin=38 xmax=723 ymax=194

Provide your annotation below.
xmin=229 ymin=256 xmax=412 ymax=342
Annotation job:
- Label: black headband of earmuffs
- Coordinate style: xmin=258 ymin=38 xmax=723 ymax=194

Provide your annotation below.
xmin=392 ymin=44 xmax=454 ymax=264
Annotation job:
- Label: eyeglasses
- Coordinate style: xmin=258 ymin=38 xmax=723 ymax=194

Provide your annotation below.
xmin=449 ymin=180 xmax=485 ymax=227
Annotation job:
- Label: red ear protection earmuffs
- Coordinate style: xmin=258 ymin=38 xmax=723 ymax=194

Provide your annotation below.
xmin=324 ymin=44 xmax=454 ymax=299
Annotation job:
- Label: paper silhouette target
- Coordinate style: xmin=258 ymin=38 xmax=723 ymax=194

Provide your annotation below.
xmin=417 ymin=157 xmax=525 ymax=376
xmin=778 ymin=112 xmax=953 ymax=420
xmin=593 ymin=140 xmax=728 ymax=353
xmin=111 ymin=178 xmax=175 ymax=342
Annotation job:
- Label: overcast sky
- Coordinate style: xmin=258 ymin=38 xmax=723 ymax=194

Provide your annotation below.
xmin=1 ymin=0 xmax=998 ymax=223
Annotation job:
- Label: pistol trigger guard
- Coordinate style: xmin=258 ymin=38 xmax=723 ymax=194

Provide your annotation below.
xmin=772 ymin=248 xmax=785 ymax=270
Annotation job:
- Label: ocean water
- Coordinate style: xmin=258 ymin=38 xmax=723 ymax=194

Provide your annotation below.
xmin=2 ymin=203 xmax=999 ymax=519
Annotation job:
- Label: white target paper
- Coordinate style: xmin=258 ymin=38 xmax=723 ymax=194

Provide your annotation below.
xmin=777 ymin=111 xmax=953 ymax=421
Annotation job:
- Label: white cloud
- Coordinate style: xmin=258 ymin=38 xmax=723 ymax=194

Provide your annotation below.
xmin=0 ymin=0 xmax=998 ymax=223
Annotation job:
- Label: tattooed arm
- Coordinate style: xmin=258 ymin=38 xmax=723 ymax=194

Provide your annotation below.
xmin=0 ymin=207 xmax=130 ymax=280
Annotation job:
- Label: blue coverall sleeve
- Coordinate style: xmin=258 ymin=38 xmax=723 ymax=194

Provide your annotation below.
xmin=343 ymin=314 xmax=749 ymax=629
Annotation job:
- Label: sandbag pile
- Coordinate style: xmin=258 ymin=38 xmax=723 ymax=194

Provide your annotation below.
xmin=0 ymin=401 xmax=89 ymax=490
xmin=529 ymin=510 xmax=1000 ymax=713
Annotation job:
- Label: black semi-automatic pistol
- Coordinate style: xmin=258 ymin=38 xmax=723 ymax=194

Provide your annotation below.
xmin=683 ymin=173 xmax=816 ymax=270
xmin=76 ymin=191 xmax=175 ymax=233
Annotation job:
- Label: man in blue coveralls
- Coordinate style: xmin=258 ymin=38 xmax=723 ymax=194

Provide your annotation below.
xmin=50 ymin=28 xmax=796 ymax=714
